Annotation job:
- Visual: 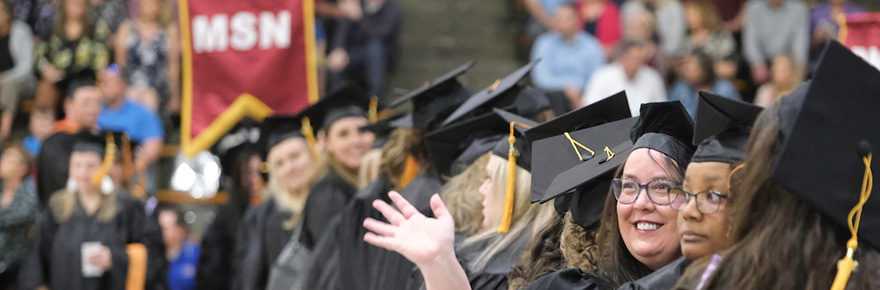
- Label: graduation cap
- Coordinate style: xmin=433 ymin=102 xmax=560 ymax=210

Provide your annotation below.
xmin=526 ymin=91 xmax=632 ymax=205
xmin=630 ymin=101 xmax=696 ymax=169
xmin=390 ymin=61 xmax=476 ymax=131
xmin=71 ymin=131 xmax=118 ymax=194
xmin=691 ymin=91 xmax=763 ymax=164
xmin=488 ymin=108 xmax=539 ymax=233
xmin=768 ymin=41 xmax=880 ymax=288
xmin=536 ymin=119 xmax=638 ymax=228
xmin=258 ymin=115 xmax=319 ymax=164
xmin=298 ymin=84 xmax=374 ymax=134
xmin=441 ymin=61 xmax=550 ymax=126
xmin=360 ymin=111 xmax=408 ymax=149
xmin=425 ymin=109 xmax=525 ymax=178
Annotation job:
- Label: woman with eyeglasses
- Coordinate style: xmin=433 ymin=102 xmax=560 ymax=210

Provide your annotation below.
xmin=359 ymin=101 xmax=698 ymax=290
xmin=618 ymin=92 xmax=762 ymax=289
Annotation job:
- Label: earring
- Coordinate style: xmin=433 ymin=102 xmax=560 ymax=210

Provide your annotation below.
xmin=66 ymin=179 xmax=77 ymax=193
xmin=726 ymin=224 xmax=732 ymax=237
xmin=101 ymin=176 xmax=115 ymax=195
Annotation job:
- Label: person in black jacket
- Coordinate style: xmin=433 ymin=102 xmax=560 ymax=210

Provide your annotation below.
xmin=326 ymin=0 xmax=401 ymax=99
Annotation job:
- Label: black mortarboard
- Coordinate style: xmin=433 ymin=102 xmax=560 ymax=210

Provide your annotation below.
xmin=537 ymin=119 xmax=637 ymax=228
xmin=630 ymin=101 xmax=696 ymax=169
xmin=425 ymin=109 xmax=534 ymax=178
xmin=391 ymin=61 xmax=476 ymax=130
xmin=72 ymin=132 xmax=108 ymax=157
xmin=691 ymin=92 xmax=763 ymax=164
xmin=441 ymin=62 xmax=550 ymax=126
xmin=526 ymin=91 xmax=632 ymax=205
xmin=489 ymin=109 xmax=540 ymax=172
xmin=772 ymin=41 xmax=880 ymax=252
xmin=259 ymin=116 xmax=305 ymax=154
xmin=298 ymin=84 xmax=372 ymax=133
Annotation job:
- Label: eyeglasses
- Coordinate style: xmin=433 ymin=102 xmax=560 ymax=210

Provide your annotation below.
xmin=612 ymin=178 xmax=680 ymax=205
xmin=668 ymin=188 xmax=729 ymax=214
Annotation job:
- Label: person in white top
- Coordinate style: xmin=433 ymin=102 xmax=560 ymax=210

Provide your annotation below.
xmin=581 ymin=40 xmax=666 ymax=116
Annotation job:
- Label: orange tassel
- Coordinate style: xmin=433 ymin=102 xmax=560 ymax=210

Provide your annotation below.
xmin=369 ymin=97 xmax=379 ymax=123
xmin=122 ymin=134 xmax=134 ymax=181
xmin=91 ymin=133 xmax=116 ymax=187
xmin=126 ymin=243 xmax=147 ymax=290
xmin=398 ymin=155 xmax=420 ymax=189
xmin=498 ymin=121 xmax=531 ymax=234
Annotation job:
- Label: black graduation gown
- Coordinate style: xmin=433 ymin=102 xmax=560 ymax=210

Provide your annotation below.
xmin=406 ymin=228 xmax=533 ymax=290
xmin=617 ymin=257 xmax=691 ymax=290
xmin=525 ymin=268 xmax=607 ymax=290
xmin=18 ymin=193 xmax=164 ymax=290
xmin=303 ymin=167 xmax=357 ymax=247
xmin=397 ymin=170 xmax=443 ymax=216
xmin=304 ymin=175 xmax=420 ymax=290
xmin=36 ymin=131 xmax=77 ymax=205
xmin=233 ymin=199 xmax=293 ymax=290
xmin=193 ymin=196 xmax=248 ymax=290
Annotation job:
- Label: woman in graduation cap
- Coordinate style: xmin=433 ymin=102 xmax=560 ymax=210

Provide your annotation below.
xmin=618 ymin=92 xmax=762 ymax=289
xmin=672 ymin=42 xmax=880 ymax=290
xmin=365 ymin=109 xmax=559 ymax=290
xmin=233 ymin=117 xmax=321 ymax=290
xmin=360 ymin=101 xmax=696 ymax=290
xmin=18 ymin=132 xmax=164 ymax=290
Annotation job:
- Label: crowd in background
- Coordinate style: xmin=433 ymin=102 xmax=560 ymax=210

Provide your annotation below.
xmin=0 ymin=0 xmax=874 ymax=289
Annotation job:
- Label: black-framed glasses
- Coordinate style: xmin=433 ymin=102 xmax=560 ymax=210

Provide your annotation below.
xmin=612 ymin=178 xmax=680 ymax=205
xmin=668 ymin=188 xmax=729 ymax=214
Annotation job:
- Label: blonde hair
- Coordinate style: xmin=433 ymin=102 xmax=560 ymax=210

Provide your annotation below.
xmin=441 ymin=152 xmax=491 ymax=236
xmin=263 ymin=139 xmax=324 ymax=230
xmin=49 ymin=189 xmax=119 ymax=223
xmin=459 ymin=155 xmax=556 ymax=273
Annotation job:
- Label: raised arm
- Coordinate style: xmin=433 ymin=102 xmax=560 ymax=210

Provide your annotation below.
xmin=363 ymin=191 xmax=471 ymax=290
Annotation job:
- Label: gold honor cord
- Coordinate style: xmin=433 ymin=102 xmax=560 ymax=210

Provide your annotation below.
xmin=564 ymin=132 xmax=595 ymax=161
xmin=92 ymin=133 xmax=117 ymax=187
xmin=499 ymin=121 xmax=532 ymax=234
xmin=301 ymin=117 xmax=322 ymax=161
xmin=831 ymin=153 xmax=873 ymax=290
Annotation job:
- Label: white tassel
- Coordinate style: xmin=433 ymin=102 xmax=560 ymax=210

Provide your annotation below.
xmin=67 ymin=179 xmax=77 ymax=193
xmin=101 ymin=176 xmax=115 ymax=195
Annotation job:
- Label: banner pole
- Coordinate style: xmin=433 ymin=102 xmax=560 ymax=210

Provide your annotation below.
xmin=304 ymin=0 xmax=319 ymax=104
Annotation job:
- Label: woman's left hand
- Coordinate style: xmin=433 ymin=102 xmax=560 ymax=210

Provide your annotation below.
xmin=88 ymin=245 xmax=113 ymax=271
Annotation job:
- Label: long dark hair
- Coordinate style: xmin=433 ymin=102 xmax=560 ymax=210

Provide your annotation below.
xmin=53 ymin=0 xmax=95 ymax=39
xmin=228 ymin=145 xmax=261 ymax=213
xmin=673 ymin=102 xmax=880 ymax=289
xmin=594 ymin=149 xmax=686 ymax=288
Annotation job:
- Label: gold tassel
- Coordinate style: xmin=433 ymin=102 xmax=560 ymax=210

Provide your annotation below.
xmin=564 ymin=132 xmax=594 ymax=161
xmin=397 ymin=155 xmax=420 ymax=190
xmin=92 ymin=133 xmax=117 ymax=187
xmin=369 ymin=97 xmax=379 ymax=123
xmin=122 ymin=134 xmax=134 ymax=181
xmin=301 ymin=117 xmax=322 ymax=161
xmin=499 ymin=121 xmax=532 ymax=234
xmin=831 ymin=153 xmax=872 ymax=290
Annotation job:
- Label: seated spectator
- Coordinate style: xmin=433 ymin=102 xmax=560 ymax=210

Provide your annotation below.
xmin=573 ymin=0 xmax=621 ymax=55
xmin=159 ymin=206 xmax=200 ymax=290
xmin=96 ymin=66 xmax=164 ymax=197
xmin=23 ymin=106 xmax=55 ymax=156
xmin=680 ymin=0 xmax=738 ymax=80
xmin=524 ymin=0 xmax=574 ymax=36
xmin=581 ymin=40 xmax=666 ymax=115
xmin=36 ymin=82 xmax=102 ymax=205
xmin=114 ymin=0 xmax=180 ymax=114
xmin=0 ymin=145 xmax=37 ymax=289
xmin=743 ymin=0 xmax=808 ymax=84
xmin=531 ymin=5 xmax=605 ymax=113
xmin=754 ymin=54 xmax=802 ymax=107
xmin=0 ymin=0 xmax=34 ymax=141
xmin=621 ymin=9 xmax=664 ymax=71
xmin=34 ymin=0 xmax=109 ymax=115
xmin=620 ymin=0 xmax=686 ymax=56
xmin=810 ymin=0 xmax=862 ymax=67
xmin=668 ymin=51 xmax=741 ymax=118
xmin=326 ymin=0 xmax=401 ymax=99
